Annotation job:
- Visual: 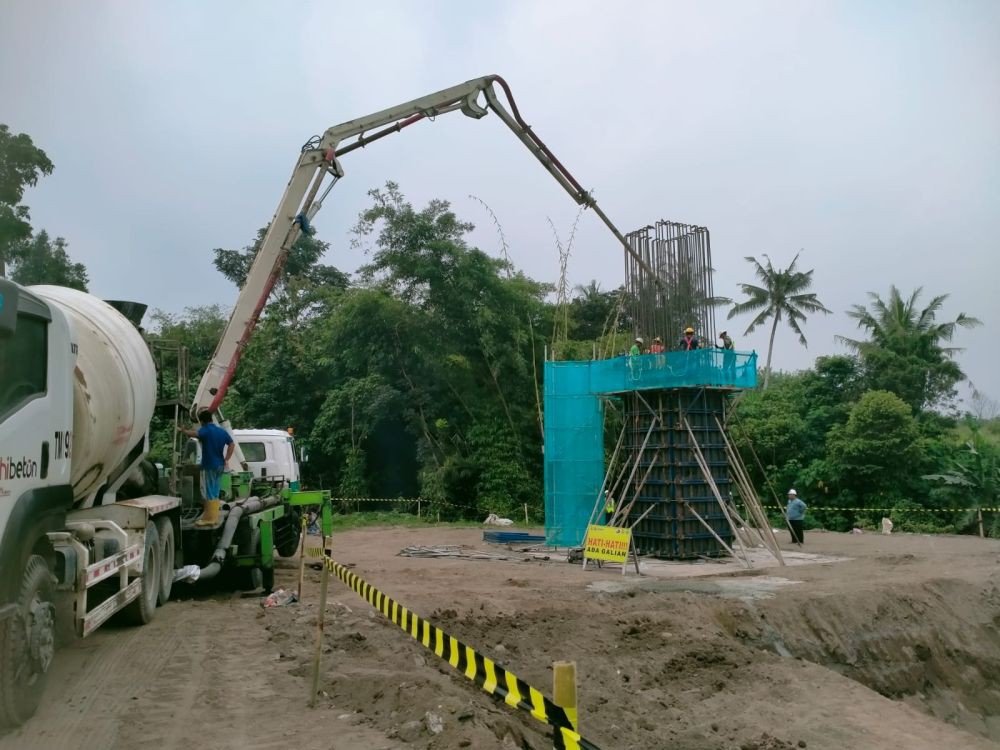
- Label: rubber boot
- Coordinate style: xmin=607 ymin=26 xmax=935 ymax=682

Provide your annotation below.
xmin=194 ymin=500 xmax=221 ymax=527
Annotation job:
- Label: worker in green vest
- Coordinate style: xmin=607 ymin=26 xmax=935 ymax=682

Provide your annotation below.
xmin=604 ymin=493 xmax=616 ymax=525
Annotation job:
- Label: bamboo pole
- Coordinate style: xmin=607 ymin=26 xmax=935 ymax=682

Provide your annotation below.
xmin=297 ymin=514 xmax=307 ymax=601
xmin=584 ymin=420 xmax=628 ymax=531
xmin=679 ymin=498 xmax=744 ymax=564
xmin=613 ymin=416 xmax=658 ymax=518
xmin=684 ymin=418 xmax=751 ymax=568
xmin=308 ymin=562 xmax=331 ymax=707
xmin=610 ymin=450 xmax=660 ymax=527
xmin=715 ymin=416 xmax=785 ymax=564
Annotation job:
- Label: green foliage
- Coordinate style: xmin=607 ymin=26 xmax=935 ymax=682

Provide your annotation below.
xmin=826 ymin=390 xmax=925 ymax=501
xmin=0 ymin=124 xmax=53 ymax=274
xmin=212 ymin=225 xmax=349 ymax=293
xmin=142 ymin=184 xmax=550 ymax=517
xmin=924 ymin=422 xmax=1000 ymax=536
xmin=137 ymin=179 xmax=988 ymax=541
xmin=337 ymin=447 xmax=369 ymax=497
xmin=148 ymin=305 xmax=227 ymax=375
xmin=838 ymin=286 xmax=981 ymax=412
xmin=569 ymin=281 xmax=630 ymax=341
xmin=728 ymin=252 xmax=831 ymax=388
xmin=9 ymin=230 xmax=89 ymax=290
xmin=467 ymin=420 xmax=536 ymax=517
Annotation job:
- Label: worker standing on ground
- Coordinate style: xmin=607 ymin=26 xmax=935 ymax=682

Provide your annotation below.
xmin=604 ymin=493 xmax=616 ymax=525
xmin=649 ymin=336 xmax=665 ymax=354
xmin=180 ymin=410 xmax=235 ymax=526
xmin=785 ymin=489 xmax=807 ymax=547
xmin=630 ymin=336 xmax=645 ymax=355
xmin=678 ymin=327 xmax=699 ymax=350
xmin=720 ymin=330 xmax=736 ymax=379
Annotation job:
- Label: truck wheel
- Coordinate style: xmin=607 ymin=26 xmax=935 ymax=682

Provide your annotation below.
xmin=123 ymin=522 xmax=159 ymax=626
xmin=0 ymin=555 xmax=57 ymax=728
xmin=274 ymin=509 xmax=302 ymax=558
xmin=155 ymin=517 xmax=175 ymax=605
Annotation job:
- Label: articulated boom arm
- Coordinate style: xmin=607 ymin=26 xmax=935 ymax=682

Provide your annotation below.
xmin=193 ymin=74 xmax=650 ymax=420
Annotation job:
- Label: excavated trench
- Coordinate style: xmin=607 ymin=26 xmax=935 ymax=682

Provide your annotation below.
xmin=728 ymin=576 xmax=1000 ymax=743
xmin=272 ymin=554 xmax=1000 ymax=749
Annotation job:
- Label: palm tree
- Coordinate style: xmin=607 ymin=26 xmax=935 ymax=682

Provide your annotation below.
xmin=836 ymin=286 xmax=981 ymax=410
xmin=728 ymin=252 xmax=830 ymax=389
xmin=837 ymin=286 xmax=980 ymax=353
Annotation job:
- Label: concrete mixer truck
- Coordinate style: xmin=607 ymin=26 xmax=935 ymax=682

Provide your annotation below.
xmin=0 ymin=280 xmax=314 ymax=727
xmin=0 ymin=73 xmax=650 ymax=728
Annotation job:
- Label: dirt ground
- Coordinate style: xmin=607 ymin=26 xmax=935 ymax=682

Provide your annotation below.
xmin=2 ymin=527 xmax=998 ymax=750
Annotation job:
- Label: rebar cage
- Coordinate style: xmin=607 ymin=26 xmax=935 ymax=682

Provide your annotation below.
xmin=625 ymin=220 xmax=718 ymax=347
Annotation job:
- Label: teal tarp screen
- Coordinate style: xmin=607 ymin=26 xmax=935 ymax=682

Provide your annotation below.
xmin=542 ymin=350 xmax=757 ymax=547
xmin=543 ymin=361 xmax=604 ymax=547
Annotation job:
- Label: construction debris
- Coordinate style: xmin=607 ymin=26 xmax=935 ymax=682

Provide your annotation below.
xmin=397 ymin=545 xmax=552 ymax=563
xmin=482 ymin=530 xmax=546 ymax=545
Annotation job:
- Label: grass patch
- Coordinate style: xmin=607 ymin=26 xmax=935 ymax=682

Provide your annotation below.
xmin=328 ymin=511 xmax=481 ymax=531
xmin=326 ymin=511 xmax=543 ymax=532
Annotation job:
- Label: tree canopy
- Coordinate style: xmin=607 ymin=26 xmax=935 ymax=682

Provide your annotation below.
xmin=837 ymin=286 xmax=981 ymax=412
xmin=0 ymin=124 xmax=54 ymax=275
xmin=9 ymin=231 xmax=89 ymax=291
xmin=133 ymin=180 xmax=994 ymax=537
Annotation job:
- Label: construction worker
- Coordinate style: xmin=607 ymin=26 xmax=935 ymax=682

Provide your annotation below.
xmin=649 ymin=336 xmax=665 ymax=354
xmin=678 ymin=327 xmax=699 ymax=351
xmin=629 ymin=336 xmax=645 ymax=355
xmin=719 ymin=330 xmax=736 ymax=379
xmin=785 ymin=489 xmax=807 ymax=546
xmin=604 ymin=493 xmax=616 ymax=525
xmin=179 ymin=410 xmax=235 ymax=526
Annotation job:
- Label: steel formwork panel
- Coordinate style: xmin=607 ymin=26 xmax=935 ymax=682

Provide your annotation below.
xmin=621 ymin=389 xmax=733 ymax=559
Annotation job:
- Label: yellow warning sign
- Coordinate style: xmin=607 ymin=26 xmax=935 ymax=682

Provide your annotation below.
xmin=583 ymin=525 xmax=632 ymax=563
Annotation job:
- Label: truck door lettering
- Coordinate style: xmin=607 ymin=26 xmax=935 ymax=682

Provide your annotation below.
xmin=55 ymin=430 xmax=72 ymax=460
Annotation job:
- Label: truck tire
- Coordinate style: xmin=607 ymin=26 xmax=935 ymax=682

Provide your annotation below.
xmin=274 ymin=509 xmax=302 ymax=558
xmin=155 ymin=517 xmax=175 ymax=605
xmin=0 ymin=555 xmax=57 ymax=728
xmin=123 ymin=522 xmax=159 ymax=626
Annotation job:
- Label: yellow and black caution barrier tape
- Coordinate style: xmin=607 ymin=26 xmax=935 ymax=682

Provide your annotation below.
xmin=761 ymin=505 xmax=999 ymax=514
xmin=332 ymin=496 xmax=456 ymax=506
xmin=321 ymin=555 xmax=601 ymax=750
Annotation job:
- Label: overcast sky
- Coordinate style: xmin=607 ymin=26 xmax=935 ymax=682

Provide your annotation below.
xmin=2 ymin=1 xmax=997 ymax=402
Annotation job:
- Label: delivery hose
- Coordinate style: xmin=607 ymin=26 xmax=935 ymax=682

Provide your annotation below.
xmin=196 ymin=495 xmax=283 ymax=581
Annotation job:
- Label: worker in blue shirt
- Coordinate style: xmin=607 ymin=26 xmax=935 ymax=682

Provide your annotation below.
xmin=180 ymin=410 xmax=235 ymax=527
xmin=785 ymin=489 xmax=807 ymax=546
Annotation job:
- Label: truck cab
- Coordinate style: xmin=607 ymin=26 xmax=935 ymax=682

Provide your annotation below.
xmin=234 ymin=429 xmax=301 ymax=489
xmin=184 ymin=428 xmax=301 ymax=489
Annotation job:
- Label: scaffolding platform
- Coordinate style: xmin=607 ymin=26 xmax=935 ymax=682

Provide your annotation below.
xmin=543 ymin=352 xmax=757 ymax=551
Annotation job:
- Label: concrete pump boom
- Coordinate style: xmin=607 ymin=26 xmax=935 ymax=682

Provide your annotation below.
xmin=193 ymin=73 xmax=652 ymax=421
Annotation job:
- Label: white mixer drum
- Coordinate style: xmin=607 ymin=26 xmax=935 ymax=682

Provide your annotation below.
xmin=30 ymin=286 xmax=157 ymax=505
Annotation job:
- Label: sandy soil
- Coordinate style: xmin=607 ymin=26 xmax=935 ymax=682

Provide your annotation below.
xmin=2 ymin=527 xmax=998 ymax=750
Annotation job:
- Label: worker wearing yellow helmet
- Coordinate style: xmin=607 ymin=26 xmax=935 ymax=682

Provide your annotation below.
xmin=678 ymin=326 xmax=700 ymax=351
